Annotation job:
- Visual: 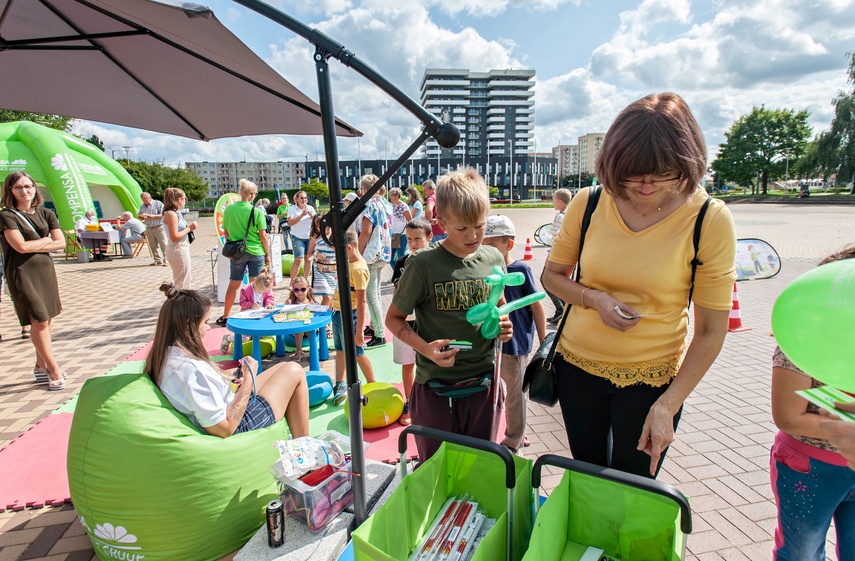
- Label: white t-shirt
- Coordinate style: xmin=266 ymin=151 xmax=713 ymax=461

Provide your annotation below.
xmin=158 ymin=346 xmax=234 ymax=430
xmin=287 ymin=204 xmax=316 ymax=239
xmin=75 ymin=216 xmax=94 ymax=233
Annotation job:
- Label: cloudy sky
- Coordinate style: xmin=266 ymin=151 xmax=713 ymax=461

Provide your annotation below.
xmin=73 ymin=0 xmax=855 ymax=168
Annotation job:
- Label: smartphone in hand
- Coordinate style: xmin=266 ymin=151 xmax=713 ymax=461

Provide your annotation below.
xmin=614 ymin=306 xmax=641 ymax=320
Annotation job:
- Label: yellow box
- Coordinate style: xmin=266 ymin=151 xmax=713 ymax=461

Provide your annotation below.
xmin=85 ymin=224 xmax=102 ymax=232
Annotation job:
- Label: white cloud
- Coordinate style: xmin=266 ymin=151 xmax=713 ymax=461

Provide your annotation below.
xmin=426 ymin=0 xmax=579 ymax=18
xmin=265 ymin=2 xmax=519 ymax=159
xmin=78 ymin=0 xmax=852 ymax=173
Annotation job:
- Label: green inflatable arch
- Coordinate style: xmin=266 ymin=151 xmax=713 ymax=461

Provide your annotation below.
xmin=0 ymin=121 xmax=142 ymax=231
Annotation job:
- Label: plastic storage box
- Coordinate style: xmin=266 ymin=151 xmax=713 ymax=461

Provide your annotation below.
xmin=278 ymin=460 xmax=354 ymax=533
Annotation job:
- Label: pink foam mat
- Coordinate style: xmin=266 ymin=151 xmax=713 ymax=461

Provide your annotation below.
xmin=125 ymin=326 xmax=233 ymax=361
xmin=0 ymin=413 xmax=73 ymax=512
xmin=359 ymin=382 xmax=509 ymax=465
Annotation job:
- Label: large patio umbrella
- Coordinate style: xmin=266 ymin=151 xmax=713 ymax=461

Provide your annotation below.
xmin=2 ymin=0 xmax=459 ymax=529
xmin=0 ymin=0 xmax=359 ymax=140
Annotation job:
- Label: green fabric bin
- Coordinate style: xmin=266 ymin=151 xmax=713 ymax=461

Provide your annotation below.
xmin=524 ymin=455 xmax=692 ymax=561
xmin=352 ymin=426 xmax=532 ymax=561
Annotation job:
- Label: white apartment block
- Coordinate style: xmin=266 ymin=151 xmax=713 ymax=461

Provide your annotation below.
xmin=553 ymin=144 xmax=580 ymax=176
xmin=578 ymin=132 xmax=604 ymax=175
xmin=552 ymin=133 xmax=605 ymax=180
xmin=419 ymin=68 xmax=535 ymax=161
xmin=185 ymin=161 xmax=306 ymax=199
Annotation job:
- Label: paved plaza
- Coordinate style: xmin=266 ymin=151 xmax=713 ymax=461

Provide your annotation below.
xmin=0 ymin=201 xmax=852 ymax=560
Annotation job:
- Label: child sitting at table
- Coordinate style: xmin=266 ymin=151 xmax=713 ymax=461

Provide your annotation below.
xmin=219 ymin=270 xmax=278 ymax=355
xmin=239 ymin=269 xmax=276 ymax=311
xmin=285 ymin=275 xmax=315 ymax=362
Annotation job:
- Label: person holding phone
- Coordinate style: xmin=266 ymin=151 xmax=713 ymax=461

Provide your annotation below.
xmin=542 ymin=93 xmax=736 ymax=478
xmin=145 ymin=282 xmax=309 ymax=438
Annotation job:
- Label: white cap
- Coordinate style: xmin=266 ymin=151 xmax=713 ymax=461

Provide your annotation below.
xmin=344 ymin=192 xmax=358 ymax=202
xmin=484 ymin=214 xmax=515 ymax=238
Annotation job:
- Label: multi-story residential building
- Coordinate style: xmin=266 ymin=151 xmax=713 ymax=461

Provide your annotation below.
xmin=578 ymin=132 xmax=604 ymax=175
xmin=185 ymin=161 xmax=306 ymax=199
xmin=551 ymin=133 xmax=605 ymax=188
xmin=420 ymin=68 xmax=535 ymax=163
xmin=553 ymin=144 xmax=580 ymax=179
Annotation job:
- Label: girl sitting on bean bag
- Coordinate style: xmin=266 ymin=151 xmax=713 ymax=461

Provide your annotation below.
xmin=145 ymin=282 xmax=309 ymax=438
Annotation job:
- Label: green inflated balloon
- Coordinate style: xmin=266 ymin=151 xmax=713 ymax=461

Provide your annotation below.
xmin=497 ymin=292 xmax=546 ymax=316
xmin=771 ymin=259 xmax=855 ymax=393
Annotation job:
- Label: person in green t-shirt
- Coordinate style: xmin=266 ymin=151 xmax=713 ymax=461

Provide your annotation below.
xmin=275 ymin=193 xmax=291 ymax=249
xmin=215 ymin=179 xmax=271 ymax=326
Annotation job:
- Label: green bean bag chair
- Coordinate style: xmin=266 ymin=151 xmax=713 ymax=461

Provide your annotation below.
xmin=68 ymin=373 xmax=289 ymax=561
xmin=281 ymin=253 xmax=305 ymax=277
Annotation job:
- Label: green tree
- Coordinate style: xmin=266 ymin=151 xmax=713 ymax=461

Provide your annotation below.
xmin=301 ymin=178 xmax=329 ymax=202
xmin=562 ymin=172 xmax=596 ymax=189
xmin=0 ymin=110 xmax=72 ymax=131
xmin=712 ymin=106 xmax=812 ymax=195
xmin=122 ymin=160 xmax=207 ymax=201
xmin=815 ymin=52 xmax=855 ymax=192
xmin=82 ymin=134 xmax=105 ymax=152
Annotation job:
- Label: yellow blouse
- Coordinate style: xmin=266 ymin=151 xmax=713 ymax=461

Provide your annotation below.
xmin=548 ymin=187 xmax=736 ymax=387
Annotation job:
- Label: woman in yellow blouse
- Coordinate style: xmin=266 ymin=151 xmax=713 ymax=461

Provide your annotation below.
xmin=543 ymin=93 xmax=736 ymax=478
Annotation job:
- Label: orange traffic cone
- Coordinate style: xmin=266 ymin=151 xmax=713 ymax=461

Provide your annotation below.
xmin=728 ymin=282 xmax=751 ymax=332
xmin=523 ymin=238 xmax=534 ymax=261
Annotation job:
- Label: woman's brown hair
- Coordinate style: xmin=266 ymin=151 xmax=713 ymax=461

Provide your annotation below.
xmin=163 ymin=187 xmax=185 ymax=212
xmin=596 ymin=92 xmax=706 ymax=200
xmin=144 ymin=283 xmax=213 ymax=387
xmin=819 ymin=244 xmax=855 ymax=266
xmin=1 ymin=171 xmax=44 ymax=209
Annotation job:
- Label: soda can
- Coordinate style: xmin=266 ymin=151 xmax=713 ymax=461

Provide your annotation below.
xmin=266 ymin=499 xmax=285 ymax=547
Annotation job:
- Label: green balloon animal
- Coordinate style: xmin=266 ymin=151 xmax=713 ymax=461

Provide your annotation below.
xmin=466 ymin=266 xmax=547 ymax=339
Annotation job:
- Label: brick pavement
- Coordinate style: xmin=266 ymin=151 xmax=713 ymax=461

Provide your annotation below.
xmin=0 ymin=203 xmax=852 ymax=560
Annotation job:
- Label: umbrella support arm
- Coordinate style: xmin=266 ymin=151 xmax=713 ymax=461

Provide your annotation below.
xmin=233 ymin=0 xmax=458 ymax=144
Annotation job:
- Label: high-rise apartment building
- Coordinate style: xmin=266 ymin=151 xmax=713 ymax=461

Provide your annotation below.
xmin=185 ymin=161 xmax=306 ymax=199
xmin=419 ymin=68 xmax=535 ymax=161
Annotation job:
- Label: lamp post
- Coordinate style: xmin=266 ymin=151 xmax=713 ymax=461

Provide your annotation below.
xmin=122 ymin=145 xmax=131 ymax=165
xmin=509 ymin=138 xmax=514 ymax=207
xmin=533 ymin=138 xmax=537 ymax=200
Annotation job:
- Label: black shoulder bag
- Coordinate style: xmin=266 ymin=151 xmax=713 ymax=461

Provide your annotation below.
xmin=523 ymin=190 xmax=712 ymax=406
xmin=222 ymin=207 xmax=257 ymax=262
xmin=523 ymin=186 xmax=602 ymax=406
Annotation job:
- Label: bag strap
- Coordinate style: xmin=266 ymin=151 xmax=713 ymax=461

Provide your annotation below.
xmin=545 ymin=186 xmax=602 ymax=367
xmin=688 ymin=196 xmax=712 ymax=307
xmin=240 ymin=205 xmax=255 ymax=243
xmin=7 ymin=208 xmax=38 ymax=233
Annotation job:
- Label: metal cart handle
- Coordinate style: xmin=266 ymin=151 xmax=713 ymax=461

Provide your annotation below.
xmin=532 ymin=454 xmax=692 ymax=534
xmin=398 ymin=425 xmax=516 ymax=489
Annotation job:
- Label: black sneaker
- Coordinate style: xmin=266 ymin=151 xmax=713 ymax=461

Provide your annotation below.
xmin=363 ymin=326 xmax=375 ymax=338
xmin=365 ymin=336 xmax=386 ymax=348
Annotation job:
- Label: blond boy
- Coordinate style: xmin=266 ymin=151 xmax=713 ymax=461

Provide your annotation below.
xmin=386 ymin=168 xmax=512 ymax=462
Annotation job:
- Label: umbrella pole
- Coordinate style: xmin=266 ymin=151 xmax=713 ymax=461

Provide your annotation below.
xmin=234 ymin=0 xmax=462 ymax=529
xmin=313 ymin=49 xmax=369 ymax=526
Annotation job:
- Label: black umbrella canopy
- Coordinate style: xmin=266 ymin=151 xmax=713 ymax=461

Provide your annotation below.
xmin=0 ymin=0 xmax=360 ymax=140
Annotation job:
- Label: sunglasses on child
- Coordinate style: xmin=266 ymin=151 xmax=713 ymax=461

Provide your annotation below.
xmin=292 ymin=287 xmax=308 ymax=292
